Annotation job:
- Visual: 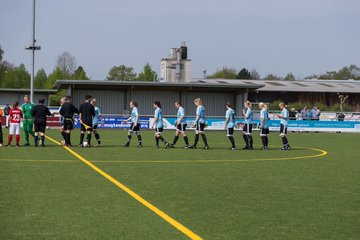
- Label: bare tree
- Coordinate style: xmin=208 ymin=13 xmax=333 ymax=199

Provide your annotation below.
xmin=56 ymin=52 xmax=77 ymax=77
xmin=250 ymin=69 xmax=260 ymax=80
xmin=338 ymin=94 xmax=349 ymax=112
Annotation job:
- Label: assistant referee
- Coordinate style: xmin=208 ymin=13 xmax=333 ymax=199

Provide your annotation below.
xmin=31 ymin=99 xmax=52 ymax=147
xmin=79 ymin=95 xmax=95 ymax=147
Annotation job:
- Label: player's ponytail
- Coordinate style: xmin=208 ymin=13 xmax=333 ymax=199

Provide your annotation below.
xmin=131 ymin=100 xmax=138 ymax=107
xmin=13 ymin=101 xmax=19 ymax=108
xmin=175 ymin=101 xmax=182 ymax=106
xmin=194 ymin=98 xmax=202 ymax=106
xmin=245 ymin=101 xmax=252 ymax=108
xmin=154 ymin=101 xmax=161 ymax=109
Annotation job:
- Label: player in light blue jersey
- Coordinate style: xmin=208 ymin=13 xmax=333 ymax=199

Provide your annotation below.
xmin=151 ymin=101 xmax=170 ymax=148
xmin=90 ymin=98 xmax=103 ymax=147
xmin=123 ymin=101 xmax=142 ymax=147
xmin=259 ymin=102 xmax=269 ymax=150
xmin=276 ymin=102 xmax=291 ymax=150
xmin=170 ymin=101 xmax=189 ymax=148
xmin=189 ymin=98 xmax=209 ymax=149
xmin=242 ymin=101 xmax=254 ymax=150
xmin=224 ymin=102 xmax=236 ymax=150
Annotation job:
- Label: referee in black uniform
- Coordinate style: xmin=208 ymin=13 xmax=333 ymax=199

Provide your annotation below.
xmin=59 ymin=96 xmax=79 ymax=146
xmin=79 ymin=95 xmax=95 ymax=147
xmin=31 ymin=99 xmax=53 ymax=147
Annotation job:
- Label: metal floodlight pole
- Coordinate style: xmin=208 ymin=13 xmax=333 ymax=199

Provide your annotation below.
xmin=25 ymin=0 xmax=41 ymax=103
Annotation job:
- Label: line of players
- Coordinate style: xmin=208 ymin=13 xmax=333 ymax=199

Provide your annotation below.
xmin=1 ymin=94 xmax=291 ymax=150
xmin=121 ymin=98 xmax=290 ymax=150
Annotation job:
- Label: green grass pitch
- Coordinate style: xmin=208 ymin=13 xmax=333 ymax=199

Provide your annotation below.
xmin=0 ymin=129 xmax=359 ymax=239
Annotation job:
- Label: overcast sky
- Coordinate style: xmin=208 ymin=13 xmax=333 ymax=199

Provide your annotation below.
xmin=1 ymin=0 xmax=359 ymax=80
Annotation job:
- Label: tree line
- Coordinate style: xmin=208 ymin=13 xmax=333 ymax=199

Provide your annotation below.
xmin=1 ymin=44 xmax=359 ymax=92
xmin=0 ymin=45 xmax=159 ymax=90
xmin=206 ymin=65 xmax=360 ymax=80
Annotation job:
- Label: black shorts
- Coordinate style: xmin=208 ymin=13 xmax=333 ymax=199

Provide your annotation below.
xmin=243 ymin=123 xmax=252 ymax=134
xmin=130 ymin=122 xmax=140 ymax=132
xmin=81 ymin=122 xmax=93 ymax=132
xmin=155 ymin=127 xmax=163 ymax=134
xmin=34 ymin=120 xmax=46 ymax=133
xmin=260 ymin=128 xmax=269 ymax=136
xmin=176 ymin=123 xmax=187 ymax=132
xmin=280 ymin=124 xmax=287 ymax=136
xmin=63 ymin=119 xmax=74 ymax=131
xmin=196 ymin=123 xmax=205 ymax=132
xmin=226 ymin=127 xmax=234 ymax=136
xmin=93 ymin=124 xmax=98 ymax=130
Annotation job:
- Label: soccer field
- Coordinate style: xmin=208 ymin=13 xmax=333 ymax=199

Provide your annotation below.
xmin=0 ymin=129 xmax=359 ymax=239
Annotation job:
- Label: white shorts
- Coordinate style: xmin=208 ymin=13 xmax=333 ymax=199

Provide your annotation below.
xmin=9 ymin=123 xmax=20 ymax=135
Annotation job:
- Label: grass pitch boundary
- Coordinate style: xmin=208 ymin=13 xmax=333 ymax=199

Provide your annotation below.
xmin=45 ymin=135 xmax=203 ymax=240
xmin=0 ymin=147 xmax=327 ymax=164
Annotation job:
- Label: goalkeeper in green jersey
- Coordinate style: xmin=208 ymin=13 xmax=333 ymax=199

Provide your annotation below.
xmin=21 ymin=95 xmax=35 ymax=146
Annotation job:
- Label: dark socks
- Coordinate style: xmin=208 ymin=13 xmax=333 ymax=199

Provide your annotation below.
xmin=249 ymin=135 xmax=253 ymax=148
xmin=173 ymin=135 xmax=179 ymax=145
xmin=184 ymin=136 xmax=189 ymax=146
xmin=261 ymin=136 xmax=267 ymax=147
xmin=201 ymin=134 xmax=208 ymax=146
xmin=65 ymin=133 xmax=71 ymax=145
xmin=127 ymin=133 xmax=132 ymax=142
xmin=87 ymin=133 xmax=91 ymax=145
xmin=155 ymin=136 xmax=159 ymax=146
xmin=61 ymin=131 xmax=65 ymax=140
xmin=137 ymin=134 xmax=142 ymax=143
xmin=95 ymin=133 xmax=101 ymax=144
xmin=80 ymin=133 xmax=85 ymax=144
xmin=34 ymin=136 xmax=39 ymax=145
xmin=282 ymin=136 xmax=288 ymax=145
xmin=159 ymin=136 xmax=166 ymax=143
xmin=194 ymin=134 xmax=199 ymax=147
xmin=228 ymin=136 xmax=235 ymax=148
xmin=41 ymin=136 xmax=45 ymax=145
xmin=243 ymin=135 xmax=248 ymax=147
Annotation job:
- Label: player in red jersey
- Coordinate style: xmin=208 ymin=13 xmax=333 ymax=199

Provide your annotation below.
xmin=7 ymin=101 xmax=23 ymax=147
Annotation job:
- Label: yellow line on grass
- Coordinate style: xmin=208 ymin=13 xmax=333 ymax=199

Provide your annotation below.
xmin=0 ymin=147 xmax=327 ymax=164
xmin=0 ymin=158 xmax=78 ymax=163
xmin=90 ymin=147 xmax=328 ymax=164
xmin=45 ymin=135 xmax=203 ymax=240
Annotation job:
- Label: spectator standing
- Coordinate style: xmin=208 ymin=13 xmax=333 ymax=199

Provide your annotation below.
xmin=289 ymin=108 xmax=297 ymax=120
xmin=4 ymin=104 xmax=11 ymax=128
xmin=311 ymin=106 xmax=321 ymax=121
xmin=300 ymin=106 xmax=309 ymax=120
xmin=296 ymin=109 xmax=302 ymax=120
xmin=337 ymin=112 xmax=345 ymax=121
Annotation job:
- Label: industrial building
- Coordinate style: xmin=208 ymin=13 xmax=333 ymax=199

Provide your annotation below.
xmin=160 ymin=42 xmax=191 ymax=82
xmin=53 ymin=80 xmax=264 ymax=116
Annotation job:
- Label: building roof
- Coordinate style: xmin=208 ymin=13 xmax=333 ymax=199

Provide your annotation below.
xmin=0 ymin=88 xmax=57 ymax=93
xmin=53 ymin=79 xmax=360 ymax=94
xmin=192 ymin=79 xmax=360 ymax=93
xmin=53 ymin=80 xmax=264 ymax=92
